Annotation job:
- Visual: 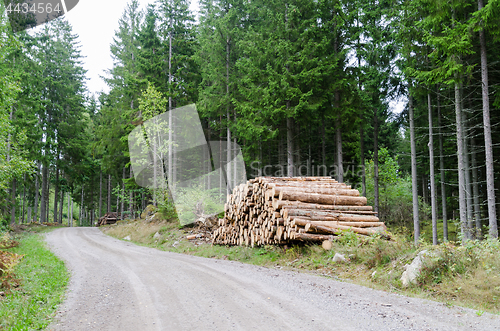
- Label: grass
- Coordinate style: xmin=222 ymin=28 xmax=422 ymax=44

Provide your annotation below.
xmin=103 ymin=218 xmax=500 ymax=315
xmin=0 ymin=226 xmax=69 ymax=330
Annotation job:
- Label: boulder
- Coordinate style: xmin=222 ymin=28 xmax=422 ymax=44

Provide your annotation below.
xmin=145 ymin=212 xmax=163 ymax=223
xmin=141 ymin=205 xmax=157 ymax=219
xmin=332 ymin=253 xmax=346 ymax=263
xmin=401 ymin=250 xmax=436 ymax=286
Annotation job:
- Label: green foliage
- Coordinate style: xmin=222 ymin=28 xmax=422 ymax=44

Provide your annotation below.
xmin=336 ymin=230 xmax=360 ymax=247
xmin=139 ymin=82 xmax=168 ymax=121
xmin=0 ymin=232 xmax=69 ymax=329
xmin=365 ymin=148 xmax=415 ymax=225
xmin=157 ymin=191 xmax=178 ymax=222
xmin=0 ymin=9 xmax=34 ymax=192
xmin=173 ymin=184 xmax=224 ymax=226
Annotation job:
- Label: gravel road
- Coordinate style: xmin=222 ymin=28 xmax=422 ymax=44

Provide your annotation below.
xmin=45 ymin=227 xmax=499 ymax=330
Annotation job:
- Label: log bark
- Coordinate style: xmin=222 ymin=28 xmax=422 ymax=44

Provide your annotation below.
xmin=279 ymin=191 xmax=367 ymax=206
xmin=293 ymin=218 xmax=389 ymax=238
xmin=212 ymin=177 xmax=386 ymax=247
xmin=272 ymin=186 xmax=359 ymax=197
xmin=272 ymin=200 xmax=373 ymax=211
xmin=283 ymin=208 xmax=379 ymax=222
xmin=291 ymin=220 xmax=385 ymax=228
xmin=291 ymin=232 xmax=335 ymax=242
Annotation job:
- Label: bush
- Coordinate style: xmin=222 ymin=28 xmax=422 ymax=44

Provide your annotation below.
xmin=168 ymin=184 xmax=224 ymax=226
xmin=365 ymin=148 xmax=430 ymax=227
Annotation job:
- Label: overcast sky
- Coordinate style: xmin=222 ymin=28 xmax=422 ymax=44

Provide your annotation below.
xmin=60 ymin=0 xmax=199 ymax=97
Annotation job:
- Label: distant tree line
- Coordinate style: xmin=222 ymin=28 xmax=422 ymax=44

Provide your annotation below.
xmin=1 ymin=0 xmax=500 ymax=245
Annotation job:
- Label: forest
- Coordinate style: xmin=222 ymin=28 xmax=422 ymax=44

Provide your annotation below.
xmin=1 ymin=0 xmax=500 ymax=246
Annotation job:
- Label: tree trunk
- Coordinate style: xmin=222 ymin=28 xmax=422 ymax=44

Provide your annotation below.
xmin=53 ymin=167 xmax=59 ymax=224
xmin=455 ymin=79 xmax=468 ymax=243
xmin=130 ymin=166 xmax=134 ymax=218
xmin=335 ymin=91 xmax=343 ymax=183
xmin=141 ymin=190 xmax=145 ymax=213
xmin=462 ymin=104 xmax=474 ymax=239
xmin=219 ymin=117 xmax=223 ymax=198
xmin=34 ymin=162 xmax=40 ymax=222
xmin=295 ymin=122 xmax=301 ymax=176
xmin=307 ymin=123 xmax=312 ymax=177
xmin=22 ymin=174 xmax=26 ymax=223
xmin=121 ymin=166 xmax=125 ymax=216
xmin=91 ymin=176 xmax=94 ymax=226
xmin=373 ymin=110 xmax=379 ymax=214
xmin=279 ymin=130 xmax=284 ymax=170
xmin=59 ymin=187 xmax=63 ymax=224
xmin=10 ymin=178 xmax=16 ymax=225
xmin=437 ymin=90 xmax=448 ymax=240
xmin=153 ymin=131 xmax=158 ymax=206
xmin=478 ymin=0 xmax=498 ymax=239
xmin=46 ymin=181 xmax=50 ymax=222
xmin=226 ymin=34 xmax=232 ymax=193
xmin=40 ymin=163 xmax=48 ymax=223
xmin=287 ymin=115 xmax=294 ymax=177
xmin=116 ymin=184 xmax=120 ymax=214
xmin=428 ymin=93 xmax=438 ymax=245
xmin=422 ymin=175 xmax=427 ymax=205
xmin=409 ymin=94 xmax=420 ymax=245
xmin=70 ymin=197 xmax=74 ymax=227
xmin=321 ymin=113 xmax=326 ymax=168
xmin=471 ymin=137 xmax=481 ymax=238
xmin=99 ymin=170 xmax=103 ymax=219
xmin=168 ymin=28 xmax=173 ymax=186
xmin=81 ymin=184 xmax=84 ymax=225
xmin=172 ymin=115 xmax=177 ymax=188
xmin=68 ymin=192 xmax=73 ymax=226
xmin=360 ymin=122 xmax=366 ymax=197
xmin=233 ymin=137 xmax=237 ymax=184
xmin=107 ymin=174 xmax=111 ymax=213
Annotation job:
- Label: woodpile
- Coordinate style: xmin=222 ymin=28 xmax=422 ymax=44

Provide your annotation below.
xmin=97 ymin=212 xmax=121 ymax=227
xmin=212 ymin=177 xmax=389 ymax=247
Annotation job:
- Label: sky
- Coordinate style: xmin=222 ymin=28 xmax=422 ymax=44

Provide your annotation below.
xmin=60 ymin=0 xmax=200 ymax=97
xmin=22 ymin=0 xmax=404 ymax=114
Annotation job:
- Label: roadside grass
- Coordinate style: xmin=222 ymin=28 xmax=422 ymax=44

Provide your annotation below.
xmin=102 ymin=218 xmax=500 ymax=315
xmin=0 ymin=226 xmax=69 ymax=330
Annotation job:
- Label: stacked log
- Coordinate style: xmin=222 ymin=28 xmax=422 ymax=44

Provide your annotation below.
xmin=212 ymin=177 xmax=389 ymax=247
xmin=97 ymin=212 xmax=121 ymax=226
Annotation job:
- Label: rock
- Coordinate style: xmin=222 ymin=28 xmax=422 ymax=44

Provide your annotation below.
xmin=332 ymin=253 xmax=346 ymax=263
xmin=172 ymin=241 xmax=179 ymax=248
xmin=141 ymin=205 xmax=157 ymax=219
xmin=401 ymin=250 xmax=435 ymax=287
xmin=153 ymin=232 xmax=162 ymax=240
xmin=371 ymin=270 xmax=377 ymax=278
xmin=145 ymin=212 xmax=163 ymax=223
xmin=322 ymin=240 xmax=333 ymax=251
xmin=123 ymin=235 xmax=131 ymax=241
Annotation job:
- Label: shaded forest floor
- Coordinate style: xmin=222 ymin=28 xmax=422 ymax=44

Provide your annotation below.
xmin=102 ymin=217 xmax=500 ymax=315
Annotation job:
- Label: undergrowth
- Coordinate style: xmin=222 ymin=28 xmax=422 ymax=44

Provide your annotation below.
xmin=102 ymin=219 xmax=500 ymax=315
xmin=0 ymin=227 xmax=69 ymax=330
